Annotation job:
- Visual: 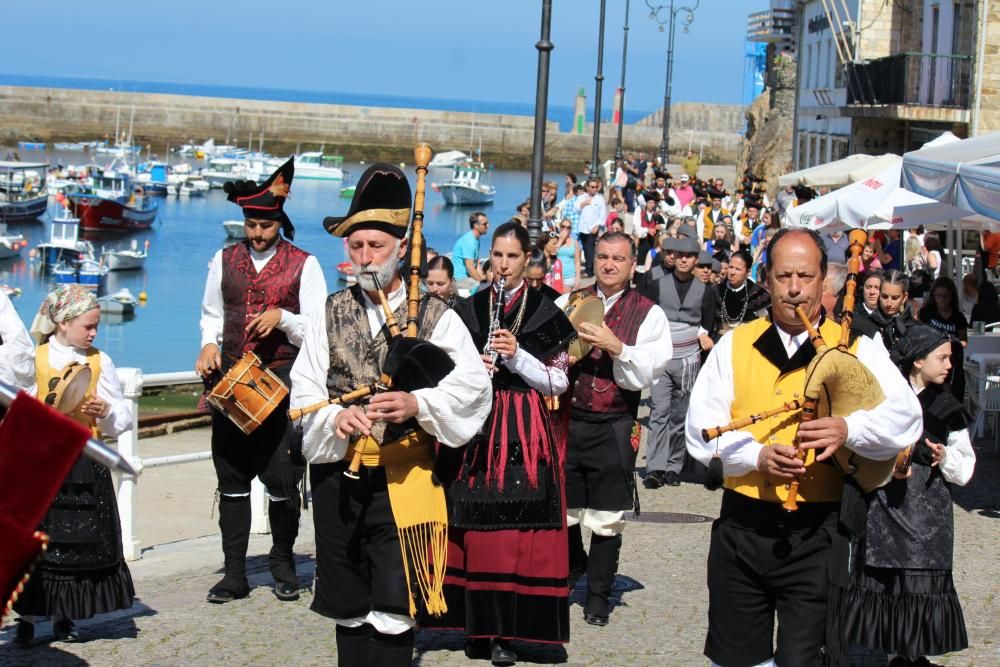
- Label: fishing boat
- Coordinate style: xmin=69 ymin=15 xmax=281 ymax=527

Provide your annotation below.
xmin=0 ymin=224 xmax=27 ymax=259
xmin=173 ymin=180 xmax=206 ymax=197
xmin=102 ymin=239 xmax=149 ymax=271
xmin=68 ymin=162 xmax=158 ymax=233
xmin=53 ymin=257 xmax=108 ymax=290
xmin=336 ymin=261 xmax=357 ymax=284
xmin=202 ymin=158 xmax=255 ymax=188
xmin=428 ymin=150 xmax=468 ymax=169
xmin=36 ymin=212 xmax=94 ymax=271
xmin=294 ymin=152 xmax=344 ymax=180
xmin=97 ymin=288 xmax=138 ymax=315
xmin=223 ymin=220 xmax=246 ymax=239
xmin=134 ymin=162 xmax=179 ymax=196
xmin=435 ymin=160 xmax=495 ymax=206
xmin=0 ymin=162 xmax=49 ymax=222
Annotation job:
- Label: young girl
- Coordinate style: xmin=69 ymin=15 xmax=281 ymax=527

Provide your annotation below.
xmin=831 ymin=324 xmax=975 ymax=665
xmin=870 ymin=270 xmax=918 ymax=353
xmin=538 ymin=231 xmax=565 ymax=295
xmin=15 ymin=285 xmax=134 ymax=646
xmin=555 ymin=218 xmax=582 ymax=290
xmin=425 ymin=254 xmax=457 ymax=305
xmin=919 ymin=276 xmax=968 ymax=400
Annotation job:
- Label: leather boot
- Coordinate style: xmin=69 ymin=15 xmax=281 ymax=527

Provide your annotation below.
xmin=370 ymin=629 xmax=414 ymax=667
xmin=206 ymin=495 xmax=251 ymax=603
xmin=567 ymin=523 xmax=588 ymax=594
xmin=267 ymin=497 xmax=301 ymax=601
xmin=335 ymin=623 xmax=372 ymax=667
xmin=583 ymin=533 xmax=622 ymax=625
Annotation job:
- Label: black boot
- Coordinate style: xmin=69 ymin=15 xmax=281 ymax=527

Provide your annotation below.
xmin=583 ymin=533 xmax=622 ymax=626
xmin=490 ymin=638 xmax=517 ymax=666
xmin=206 ymin=495 xmax=251 ymax=603
xmin=370 ymin=629 xmax=414 ymax=667
xmin=268 ymin=497 xmax=301 ymax=601
xmin=567 ymin=523 xmax=588 ymax=594
xmin=335 ymin=623 xmax=372 ymax=667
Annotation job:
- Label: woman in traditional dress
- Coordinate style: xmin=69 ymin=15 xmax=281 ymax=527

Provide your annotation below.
xmin=712 ymin=249 xmax=769 ymax=341
xmin=14 ymin=285 xmax=134 ymax=646
xmin=442 ymin=221 xmax=576 ymax=665
xmin=869 ymin=270 xmax=919 ymax=352
xmin=918 ymin=276 xmax=968 ymax=401
xmin=830 ymin=325 xmax=975 ymax=666
xmin=425 ymin=254 xmax=457 ymax=306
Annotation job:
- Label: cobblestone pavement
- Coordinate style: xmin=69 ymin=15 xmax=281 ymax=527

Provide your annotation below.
xmin=1 ymin=428 xmax=998 ymax=666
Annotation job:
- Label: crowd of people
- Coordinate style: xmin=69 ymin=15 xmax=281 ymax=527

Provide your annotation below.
xmin=0 ymin=151 xmax=988 ymax=667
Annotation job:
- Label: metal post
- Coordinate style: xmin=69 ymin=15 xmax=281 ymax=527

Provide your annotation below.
xmin=527 ymin=0 xmax=554 ymax=244
xmin=614 ymin=0 xmax=631 ymax=163
xmin=659 ymin=0 xmax=676 ymax=167
xmin=590 ymin=0 xmax=608 ymax=179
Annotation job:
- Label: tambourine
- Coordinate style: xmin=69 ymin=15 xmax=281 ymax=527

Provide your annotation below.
xmin=42 ymin=362 xmax=93 ymax=415
xmin=563 ymin=293 xmax=605 ymax=360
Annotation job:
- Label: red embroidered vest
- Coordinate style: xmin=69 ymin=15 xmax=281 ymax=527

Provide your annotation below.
xmin=569 ymin=286 xmax=654 ymax=418
xmin=221 ymin=240 xmax=308 ymax=368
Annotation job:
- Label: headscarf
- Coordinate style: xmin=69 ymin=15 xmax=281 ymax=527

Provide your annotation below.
xmin=889 ymin=323 xmax=951 ymax=378
xmin=29 ymin=284 xmax=99 ymax=343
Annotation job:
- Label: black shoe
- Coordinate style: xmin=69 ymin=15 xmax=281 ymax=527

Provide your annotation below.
xmin=642 ymin=471 xmax=665 ymax=489
xmin=13 ymin=620 xmax=33 ymax=648
xmin=464 ymin=637 xmax=491 ymax=659
xmin=584 ymin=612 xmax=609 ymax=627
xmin=206 ymin=575 xmax=250 ymax=603
xmin=664 ymin=471 xmax=681 ymax=486
xmin=52 ymin=619 xmax=79 ymax=642
xmin=490 ymin=638 xmax=517 ymax=666
xmin=273 ymin=581 xmax=300 ymax=601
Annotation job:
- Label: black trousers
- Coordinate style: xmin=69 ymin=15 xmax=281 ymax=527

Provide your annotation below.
xmin=580 ymin=232 xmax=597 ymax=276
xmin=705 ymin=490 xmax=839 ymax=667
xmin=211 ymin=407 xmax=302 ymax=498
xmin=310 ymin=462 xmax=410 ymax=621
xmin=566 ymin=412 xmax=635 ymax=513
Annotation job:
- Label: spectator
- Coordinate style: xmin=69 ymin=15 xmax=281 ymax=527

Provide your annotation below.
xmin=554 ymin=218 xmax=582 ymax=289
xmin=537 ymin=230 xmax=566 ymax=295
xmin=452 ymin=211 xmax=489 ymax=290
xmin=822 ymin=230 xmax=850 ymax=264
xmin=681 ymin=149 xmax=700 ymax=180
xmin=971 ymin=280 xmax=1000 ymax=326
xmin=960 ymin=272 xmax=979 ymax=320
xmin=878 ymin=229 xmax=904 ymax=272
xmin=922 ymin=231 xmax=943 ymax=279
xmin=918 ymin=276 xmax=968 ymax=400
xmin=575 ymin=177 xmax=606 ymax=278
xmin=861 ymin=241 xmax=882 ymax=273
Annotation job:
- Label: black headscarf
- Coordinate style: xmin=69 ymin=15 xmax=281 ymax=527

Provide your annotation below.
xmin=890 ymin=324 xmax=951 ymax=378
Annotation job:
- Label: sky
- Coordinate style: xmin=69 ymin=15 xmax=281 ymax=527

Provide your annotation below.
xmin=0 ymin=0 xmax=767 ymax=114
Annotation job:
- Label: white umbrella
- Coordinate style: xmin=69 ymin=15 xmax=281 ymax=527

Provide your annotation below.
xmin=778 ymin=154 xmax=877 ymax=188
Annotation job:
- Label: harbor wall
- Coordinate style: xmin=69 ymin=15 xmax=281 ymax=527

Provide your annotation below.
xmin=0 ymin=86 xmax=744 ymax=169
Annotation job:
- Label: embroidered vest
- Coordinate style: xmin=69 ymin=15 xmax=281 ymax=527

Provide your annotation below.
xmin=36 ymin=342 xmax=102 ymax=438
xmin=325 ymin=285 xmax=447 ymax=445
xmin=726 ymin=317 xmax=858 ymax=504
xmin=569 ymin=287 xmax=654 ymax=418
xmin=220 ymin=240 xmax=308 ymax=369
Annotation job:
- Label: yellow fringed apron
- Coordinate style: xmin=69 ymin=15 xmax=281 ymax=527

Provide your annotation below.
xmin=35 ymin=343 xmax=102 ymax=438
xmin=347 ymin=431 xmax=448 ymax=617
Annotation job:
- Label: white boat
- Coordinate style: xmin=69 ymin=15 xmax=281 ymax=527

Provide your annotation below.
xmin=201 ymin=158 xmax=255 ymax=188
xmin=102 ymin=239 xmax=148 ymax=271
xmin=294 ymin=152 xmax=344 ymax=180
xmin=173 ymin=180 xmax=205 ymax=197
xmin=36 ymin=212 xmax=94 ymax=271
xmin=428 ymin=150 xmax=468 ymax=169
xmin=436 ymin=161 xmax=496 ymax=206
xmin=0 ymin=223 xmax=26 ymax=259
xmin=97 ymin=288 xmax=138 ymax=315
xmin=223 ymin=220 xmax=246 ymax=239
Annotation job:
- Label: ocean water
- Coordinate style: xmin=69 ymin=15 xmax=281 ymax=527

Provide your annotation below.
xmin=0 ymin=74 xmax=653 ymax=133
xmin=0 ymin=152 xmax=568 ymax=373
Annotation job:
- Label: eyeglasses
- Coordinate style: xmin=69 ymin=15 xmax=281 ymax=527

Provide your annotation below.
xmin=547 ymin=231 xmax=560 ymax=238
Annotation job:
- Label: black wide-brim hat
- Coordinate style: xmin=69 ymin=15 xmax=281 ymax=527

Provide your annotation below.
xmin=223 ymin=157 xmax=295 ymax=240
xmin=324 ymin=163 xmax=411 ymax=238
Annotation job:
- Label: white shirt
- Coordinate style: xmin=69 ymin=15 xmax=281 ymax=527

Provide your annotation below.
xmin=686 ymin=322 xmax=923 ymax=477
xmin=574 ymin=193 xmax=607 ymax=235
xmin=0 ymin=292 xmax=34 ymax=389
xmin=290 ymin=283 xmax=492 ymax=464
xmin=199 ymin=244 xmax=328 ymax=349
xmin=555 ymin=288 xmax=672 ymax=391
xmin=31 ymin=338 xmax=131 ymax=437
xmin=497 ymin=283 xmax=569 ymax=396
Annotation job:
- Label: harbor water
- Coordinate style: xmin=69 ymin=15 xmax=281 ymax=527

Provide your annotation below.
xmin=1 ymin=154 xmax=568 ymax=373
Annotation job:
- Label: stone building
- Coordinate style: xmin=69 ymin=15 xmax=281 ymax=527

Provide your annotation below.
xmin=792 ymin=0 xmax=999 ymax=169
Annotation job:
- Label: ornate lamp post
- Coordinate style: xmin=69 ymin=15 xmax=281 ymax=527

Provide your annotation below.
xmin=614 ymin=0 xmax=631 ymax=164
xmin=647 ymin=0 xmax=699 ymax=168
xmin=589 ymin=0 xmax=608 ymax=179
xmin=527 ymin=0 xmax=554 ymax=243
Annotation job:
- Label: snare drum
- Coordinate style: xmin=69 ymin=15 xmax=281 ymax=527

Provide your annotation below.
xmin=207 ymin=352 xmax=289 ymax=435
xmin=563 ymin=293 xmax=605 ymax=360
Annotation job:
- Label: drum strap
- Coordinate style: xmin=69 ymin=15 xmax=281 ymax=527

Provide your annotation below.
xmin=346 ymin=431 xmax=448 ymax=619
xmin=35 ymin=343 xmax=102 ymax=437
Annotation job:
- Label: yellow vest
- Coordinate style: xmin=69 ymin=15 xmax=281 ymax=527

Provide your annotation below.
xmin=725 ymin=317 xmax=857 ymax=504
xmin=35 ymin=342 xmax=102 ymax=438
xmin=701 ymin=207 xmax=730 ymax=241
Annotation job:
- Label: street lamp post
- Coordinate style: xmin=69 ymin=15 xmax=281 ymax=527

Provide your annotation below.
xmin=647 ymin=0 xmax=699 ymax=168
xmin=614 ymin=0 xmax=631 ymax=164
xmin=527 ymin=0 xmax=554 ymax=244
xmin=589 ymin=0 xmax=608 ymax=179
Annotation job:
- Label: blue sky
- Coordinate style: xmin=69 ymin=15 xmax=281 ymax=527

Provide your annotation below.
xmin=0 ymin=0 xmax=766 ymax=113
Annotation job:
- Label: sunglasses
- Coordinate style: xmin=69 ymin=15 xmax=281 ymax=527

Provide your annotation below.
xmin=547 ymin=231 xmax=560 ymax=238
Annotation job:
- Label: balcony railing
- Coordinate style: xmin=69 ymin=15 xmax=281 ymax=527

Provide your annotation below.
xmin=747 ymin=8 xmax=796 ymax=44
xmin=847 ymin=52 xmax=972 ymax=108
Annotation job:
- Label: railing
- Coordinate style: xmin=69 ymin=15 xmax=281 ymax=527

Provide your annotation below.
xmin=115 ymin=368 xmax=270 ymax=561
xmin=846 ymin=52 xmax=973 ymax=108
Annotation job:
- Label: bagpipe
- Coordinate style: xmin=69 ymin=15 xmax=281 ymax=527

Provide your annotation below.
xmin=700 ymin=230 xmax=896 ymax=511
xmin=286 ymin=145 xmax=454 ymax=478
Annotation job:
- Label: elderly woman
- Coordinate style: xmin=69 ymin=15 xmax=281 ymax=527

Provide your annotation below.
xmin=14 ymin=285 xmax=134 ymax=647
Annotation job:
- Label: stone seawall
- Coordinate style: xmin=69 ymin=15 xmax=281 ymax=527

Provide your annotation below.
xmin=0 ymin=86 xmax=743 ymax=168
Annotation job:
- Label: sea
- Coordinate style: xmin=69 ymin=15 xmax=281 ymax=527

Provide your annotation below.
xmin=0 ymin=150 xmax=571 ymax=374
xmin=0 ymin=74 xmax=654 ymax=133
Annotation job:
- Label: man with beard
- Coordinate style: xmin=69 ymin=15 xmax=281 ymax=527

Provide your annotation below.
xmin=196 ymin=158 xmax=327 ymax=605
xmin=289 ymin=164 xmax=491 ymax=667
xmin=557 ymin=232 xmax=670 ymax=626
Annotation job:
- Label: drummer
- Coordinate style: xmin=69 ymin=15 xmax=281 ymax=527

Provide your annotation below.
xmin=195 ymin=158 xmax=327 ymax=604
xmin=555 ymin=231 xmax=670 ymax=626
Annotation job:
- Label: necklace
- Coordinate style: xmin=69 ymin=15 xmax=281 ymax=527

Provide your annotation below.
xmin=720 ymin=282 xmax=750 ymax=325
xmin=488 ymin=283 xmax=529 ymax=337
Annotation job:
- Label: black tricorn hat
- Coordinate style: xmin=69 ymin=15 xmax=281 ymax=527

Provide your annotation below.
xmin=324 ymin=163 xmax=411 ymax=238
xmin=224 ymin=157 xmax=295 ymax=240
